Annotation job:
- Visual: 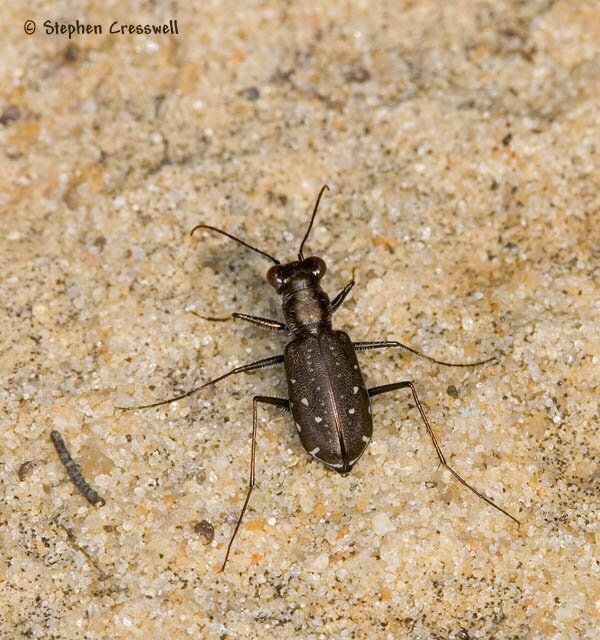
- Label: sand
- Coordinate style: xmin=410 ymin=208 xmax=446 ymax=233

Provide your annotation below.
xmin=0 ymin=1 xmax=598 ymax=638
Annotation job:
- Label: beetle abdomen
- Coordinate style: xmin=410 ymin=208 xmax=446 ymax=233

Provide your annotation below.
xmin=284 ymin=330 xmax=372 ymax=473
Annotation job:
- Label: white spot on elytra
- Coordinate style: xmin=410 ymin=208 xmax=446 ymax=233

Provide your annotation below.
xmin=295 ymin=423 xmax=301 ymax=433
xmin=314 ymin=416 xmax=323 ymax=423
xmin=291 ymin=378 xmax=296 ymax=384
xmin=362 ymin=435 xmax=370 ymax=443
xmin=353 ymin=365 xmax=358 ymax=370
xmin=353 ymin=386 xmax=359 ymax=394
xmin=348 ymin=408 xmax=355 ymax=415
xmin=310 ymin=447 xmax=320 ymax=456
xmin=301 ymin=398 xmax=309 ymax=406
xmin=368 ymin=405 xmax=371 ymax=414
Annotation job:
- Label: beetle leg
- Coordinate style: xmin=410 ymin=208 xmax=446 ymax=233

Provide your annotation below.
xmin=190 ymin=310 xmax=287 ymax=331
xmin=115 ymin=354 xmax=284 ymax=410
xmin=222 ymin=395 xmax=290 ymax=571
xmin=354 ymin=340 xmax=497 ymax=367
xmin=368 ymin=381 xmax=520 ymax=525
xmin=331 ymin=268 xmax=356 ymax=314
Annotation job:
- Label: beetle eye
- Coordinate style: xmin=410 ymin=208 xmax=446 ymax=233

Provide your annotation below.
xmin=267 ymin=265 xmax=282 ymax=288
xmin=305 ymin=256 xmax=327 ymax=279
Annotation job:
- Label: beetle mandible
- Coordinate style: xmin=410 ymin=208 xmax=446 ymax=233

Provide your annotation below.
xmin=118 ymin=185 xmax=520 ymax=570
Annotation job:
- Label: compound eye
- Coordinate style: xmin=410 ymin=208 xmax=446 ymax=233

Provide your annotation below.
xmin=305 ymin=256 xmax=327 ymax=279
xmin=267 ymin=265 xmax=283 ymax=288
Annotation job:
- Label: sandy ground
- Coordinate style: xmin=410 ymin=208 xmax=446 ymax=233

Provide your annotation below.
xmin=0 ymin=1 xmax=598 ymax=639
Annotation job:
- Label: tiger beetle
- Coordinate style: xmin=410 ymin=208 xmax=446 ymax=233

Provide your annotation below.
xmin=118 ymin=185 xmax=520 ymax=570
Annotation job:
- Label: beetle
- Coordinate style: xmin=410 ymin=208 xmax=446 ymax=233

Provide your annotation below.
xmin=118 ymin=185 xmax=519 ymax=570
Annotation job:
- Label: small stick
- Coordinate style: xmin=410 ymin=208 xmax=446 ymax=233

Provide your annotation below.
xmin=50 ymin=430 xmax=105 ymax=507
xmin=54 ymin=518 xmax=109 ymax=579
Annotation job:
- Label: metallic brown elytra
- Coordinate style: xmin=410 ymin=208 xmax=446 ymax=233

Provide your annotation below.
xmin=285 ymin=329 xmax=372 ymax=474
xmin=117 ymin=185 xmax=520 ymax=570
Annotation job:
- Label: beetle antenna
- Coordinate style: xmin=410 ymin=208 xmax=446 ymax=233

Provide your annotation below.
xmin=190 ymin=224 xmax=280 ymax=265
xmin=298 ymin=184 xmax=329 ymax=260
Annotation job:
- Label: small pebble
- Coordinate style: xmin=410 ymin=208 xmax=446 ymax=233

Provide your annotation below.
xmin=193 ymin=519 xmax=215 ymax=544
xmin=241 ymin=86 xmax=260 ymax=101
xmin=447 ymin=385 xmax=460 ymax=399
xmin=372 ymin=512 xmax=396 ymax=535
xmin=308 ymin=552 xmax=330 ymax=571
xmin=0 ymin=105 xmax=20 ymax=125
xmin=17 ymin=460 xmax=36 ymax=481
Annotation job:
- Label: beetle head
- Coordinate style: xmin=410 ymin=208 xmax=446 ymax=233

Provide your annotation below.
xmin=266 ymin=256 xmax=327 ymax=293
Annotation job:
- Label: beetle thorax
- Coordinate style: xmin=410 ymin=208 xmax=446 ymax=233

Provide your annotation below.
xmin=266 ymin=256 xmax=332 ymax=335
xmin=281 ymin=278 xmax=332 ymax=335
